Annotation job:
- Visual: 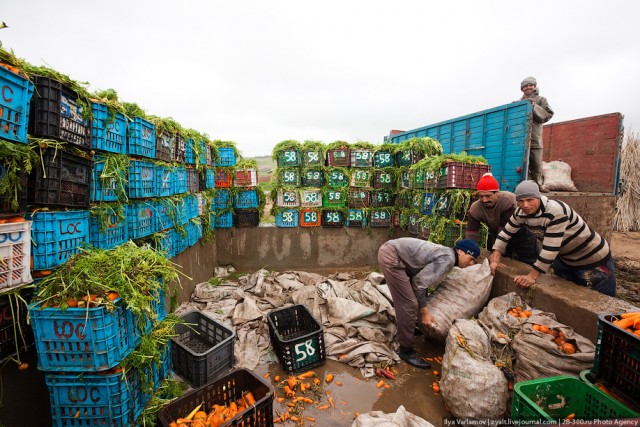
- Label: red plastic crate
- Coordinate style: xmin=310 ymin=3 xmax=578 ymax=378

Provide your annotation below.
xmin=214 ymin=168 xmax=233 ymax=188
xmin=437 ymin=162 xmax=491 ymax=189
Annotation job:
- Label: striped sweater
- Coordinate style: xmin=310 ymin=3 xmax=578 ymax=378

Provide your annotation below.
xmin=492 ymin=196 xmax=611 ymax=273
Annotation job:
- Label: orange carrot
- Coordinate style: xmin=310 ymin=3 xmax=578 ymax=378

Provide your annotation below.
xmin=325 ymin=374 xmax=334 ymax=383
xmin=244 ymin=391 xmax=256 ymax=406
xmin=620 ymin=312 xmax=640 ymax=318
xmin=376 ymin=380 xmax=385 ymax=388
xmin=317 ymin=405 xmax=329 ymax=410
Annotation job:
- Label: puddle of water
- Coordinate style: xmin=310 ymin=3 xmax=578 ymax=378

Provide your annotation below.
xmin=252 ymin=337 xmax=451 ymax=427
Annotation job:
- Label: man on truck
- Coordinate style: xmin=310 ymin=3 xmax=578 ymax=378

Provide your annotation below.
xmin=465 ymin=172 xmax=538 ymax=265
xmin=489 ymin=181 xmax=616 ymax=296
xmin=378 ymin=238 xmax=480 ymax=368
xmin=520 ymin=77 xmax=554 ymax=191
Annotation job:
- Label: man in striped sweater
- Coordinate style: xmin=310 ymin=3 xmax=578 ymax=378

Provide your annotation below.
xmin=489 ymin=180 xmax=616 ymax=296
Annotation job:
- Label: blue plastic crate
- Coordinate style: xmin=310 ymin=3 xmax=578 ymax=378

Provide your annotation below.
xmin=198 ymin=140 xmax=209 ymax=165
xmin=186 ymin=220 xmax=202 ymax=247
xmin=127 ymin=201 xmax=156 ymax=240
xmin=46 ymin=344 xmax=170 ymax=427
xmin=185 ymin=138 xmax=196 ymax=165
xmin=29 ymin=297 xmax=137 ymax=372
xmin=128 ymin=160 xmax=156 ymax=198
xmin=155 ymin=164 xmax=172 ymax=197
xmin=184 ymin=194 xmax=199 ymax=222
xmin=215 ymin=147 xmax=236 ymax=167
xmin=204 ymin=167 xmax=215 ymax=189
xmin=234 ymin=189 xmax=259 ymax=209
xmin=213 ymin=189 xmax=231 ymax=209
xmin=173 ymin=166 xmax=187 ymax=195
xmin=0 ymin=67 xmax=34 ymax=144
xmin=173 ymin=229 xmax=187 ymax=255
xmin=90 ymin=157 xmax=118 ymax=202
xmin=89 ymin=209 xmax=128 ymax=250
xmin=421 ymin=192 xmax=437 ymax=215
xmin=275 ymin=210 xmax=299 ymax=227
xmin=127 ymin=117 xmax=155 ymax=158
xmin=215 ymin=211 xmax=233 ymax=228
xmin=155 ymin=200 xmax=173 ymax=231
xmin=91 ymin=102 xmax=127 ymax=154
xmin=27 ymin=210 xmax=89 ymax=270
xmin=157 ymin=229 xmax=176 ymax=258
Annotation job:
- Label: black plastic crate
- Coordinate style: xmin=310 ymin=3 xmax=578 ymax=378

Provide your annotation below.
xmin=171 ymin=311 xmax=235 ymax=388
xmin=29 ymin=148 xmax=92 ymax=208
xmin=158 ymin=369 xmax=274 ymax=427
xmin=0 ymin=169 xmax=27 ymax=219
xmin=186 ymin=167 xmax=199 ymax=193
xmin=155 ymin=131 xmax=175 ymax=162
xmin=28 ymin=75 xmax=92 ymax=150
xmin=0 ymin=288 xmax=34 ymax=363
xmin=591 ymin=313 xmax=640 ymax=411
xmin=321 ymin=210 xmax=344 ymax=228
xmin=235 ymin=209 xmax=260 ymax=228
xmin=174 ymin=134 xmax=186 ymax=163
xmin=267 ymin=304 xmax=326 ymax=373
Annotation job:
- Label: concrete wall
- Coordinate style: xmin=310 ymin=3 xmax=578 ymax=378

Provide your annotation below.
xmin=548 ymin=193 xmax=616 ymax=242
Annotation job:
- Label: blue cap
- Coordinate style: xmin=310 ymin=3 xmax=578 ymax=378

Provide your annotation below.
xmin=455 ymin=239 xmax=481 ymax=259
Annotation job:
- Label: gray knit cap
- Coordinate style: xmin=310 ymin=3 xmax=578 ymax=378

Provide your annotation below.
xmin=515 ymin=180 xmax=541 ymax=200
xmin=521 ymin=77 xmax=537 ymax=89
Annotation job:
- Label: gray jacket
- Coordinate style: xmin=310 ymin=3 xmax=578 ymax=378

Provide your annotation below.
xmin=388 ymin=238 xmax=456 ymax=307
xmin=521 ymin=89 xmax=554 ymax=148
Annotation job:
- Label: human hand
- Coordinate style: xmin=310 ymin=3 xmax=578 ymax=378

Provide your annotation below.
xmin=420 ymin=308 xmax=436 ymax=328
xmin=514 ymin=274 xmax=536 ymax=288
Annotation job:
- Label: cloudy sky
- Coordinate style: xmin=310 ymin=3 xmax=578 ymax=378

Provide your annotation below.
xmin=2 ymin=1 xmax=639 ymax=157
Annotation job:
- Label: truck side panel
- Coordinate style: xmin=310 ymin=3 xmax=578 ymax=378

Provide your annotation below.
xmin=542 ymin=113 xmax=623 ymax=194
xmin=391 ymin=100 xmax=532 ymax=192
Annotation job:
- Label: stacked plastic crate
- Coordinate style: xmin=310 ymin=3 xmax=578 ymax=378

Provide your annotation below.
xmin=233 ymin=159 xmax=260 ymax=227
xmin=0 ymin=62 xmax=35 ymax=364
xmin=89 ymin=100 xmax=129 ymax=253
xmin=272 ymin=141 xmax=304 ymax=228
xmin=26 ymin=71 xmax=93 ymax=277
xmin=212 ymin=141 xmax=237 ymax=229
xmin=345 ymin=143 xmax=376 ymax=228
xmin=370 ymin=145 xmax=397 ymax=228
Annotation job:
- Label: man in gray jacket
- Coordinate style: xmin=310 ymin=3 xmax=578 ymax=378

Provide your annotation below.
xmin=520 ymin=77 xmax=554 ymax=191
xmin=378 ymin=238 xmax=480 ymax=368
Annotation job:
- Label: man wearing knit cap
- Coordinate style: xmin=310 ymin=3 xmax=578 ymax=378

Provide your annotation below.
xmin=520 ymin=77 xmax=554 ymax=191
xmin=378 ymin=238 xmax=480 ymax=368
xmin=465 ymin=172 xmax=538 ymax=265
xmin=489 ymin=180 xmax=616 ymax=296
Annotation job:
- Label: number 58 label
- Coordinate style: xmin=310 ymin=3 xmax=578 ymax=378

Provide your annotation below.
xmin=294 ymin=339 xmax=317 ymax=362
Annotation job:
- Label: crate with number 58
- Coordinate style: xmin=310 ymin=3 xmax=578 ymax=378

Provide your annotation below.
xmin=373 ymin=151 xmax=395 ymax=168
xmin=300 ymin=189 xmax=322 ymax=208
xmin=267 ymin=304 xmax=326 ymax=374
xmin=301 ymin=149 xmax=323 ymax=167
xmin=350 ymin=149 xmax=373 ymax=168
xmin=299 ymin=209 xmax=321 ymax=227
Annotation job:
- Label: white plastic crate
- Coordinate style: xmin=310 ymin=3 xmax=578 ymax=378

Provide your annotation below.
xmin=300 ymin=189 xmax=322 ymax=208
xmin=196 ymin=193 xmax=206 ymax=216
xmin=0 ymin=221 xmax=32 ymax=291
xmin=276 ymin=189 xmax=300 ymax=207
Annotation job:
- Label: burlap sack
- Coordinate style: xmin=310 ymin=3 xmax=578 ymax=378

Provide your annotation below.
xmin=512 ymin=313 xmax=595 ymax=382
xmin=441 ymin=319 xmax=509 ymax=419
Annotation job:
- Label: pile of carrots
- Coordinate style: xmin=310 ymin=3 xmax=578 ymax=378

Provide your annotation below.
xmin=612 ymin=311 xmax=640 ymax=336
xmin=507 ymin=306 xmax=532 ymax=319
xmin=168 ymin=391 xmax=257 ymax=427
xmin=41 ymin=291 xmax=120 ymax=309
xmin=531 ymin=324 xmax=576 ymax=354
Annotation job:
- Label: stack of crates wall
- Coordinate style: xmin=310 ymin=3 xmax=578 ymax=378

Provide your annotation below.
xmin=214 ymin=210 xmax=233 ymax=229
xmin=0 ymin=66 xmax=34 ymax=145
xmin=127 ymin=200 xmax=157 ymax=240
xmin=29 ymin=147 xmax=92 ymax=209
xmin=89 ymin=205 xmax=128 ymax=250
xmin=29 ymin=75 xmax=91 ymax=150
xmin=91 ymin=102 xmax=127 ymax=154
xmin=128 ymin=160 xmax=156 ymax=199
xmin=155 ymin=199 xmax=174 ymax=231
xmin=0 ymin=221 xmax=32 ymax=291
xmin=157 ymin=228 xmax=176 ymax=259
xmin=185 ymin=138 xmax=197 ymax=165
xmin=127 ymin=117 xmax=155 ymax=159
xmin=185 ymin=220 xmax=203 ymax=247
xmin=27 ymin=210 xmax=89 ymax=271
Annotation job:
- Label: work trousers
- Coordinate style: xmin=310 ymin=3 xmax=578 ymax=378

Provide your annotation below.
xmin=377 ymin=242 xmax=418 ymax=349
xmin=529 ymin=146 xmax=544 ymax=186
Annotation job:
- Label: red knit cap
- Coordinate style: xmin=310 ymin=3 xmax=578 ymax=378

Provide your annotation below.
xmin=477 ymin=172 xmax=499 ymax=191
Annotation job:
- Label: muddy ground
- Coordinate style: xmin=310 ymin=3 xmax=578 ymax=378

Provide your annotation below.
xmin=610 ymin=231 xmax=640 ymax=307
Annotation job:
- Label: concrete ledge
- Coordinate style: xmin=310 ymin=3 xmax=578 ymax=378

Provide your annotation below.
xmin=489 ymin=252 xmax=638 ymax=342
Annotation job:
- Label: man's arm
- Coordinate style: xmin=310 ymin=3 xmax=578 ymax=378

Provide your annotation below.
xmin=464 ymin=213 xmax=482 ymax=242
xmin=532 ymin=97 xmax=554 ymax=124
xmin=412 ymin=256 xmax=454 ymax=307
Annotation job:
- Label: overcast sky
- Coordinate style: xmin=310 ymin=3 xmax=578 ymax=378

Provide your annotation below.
xmin=2 ymin=1 xmax=639 ymax=157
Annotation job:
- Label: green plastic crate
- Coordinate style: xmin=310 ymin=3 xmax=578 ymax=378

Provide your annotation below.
xmin=277 ymin=149 xmax=301 ymax=167
xmin=279 ymin=168 xmax=301 ymax=187
xmin=512 ymin=376 xmax=639 ymax=423
xmin=322 ymin=190 xmax=346 ymax=208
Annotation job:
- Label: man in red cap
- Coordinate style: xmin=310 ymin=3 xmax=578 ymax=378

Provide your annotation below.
xmin=465 ymin=172 xmax=538 ymax=265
